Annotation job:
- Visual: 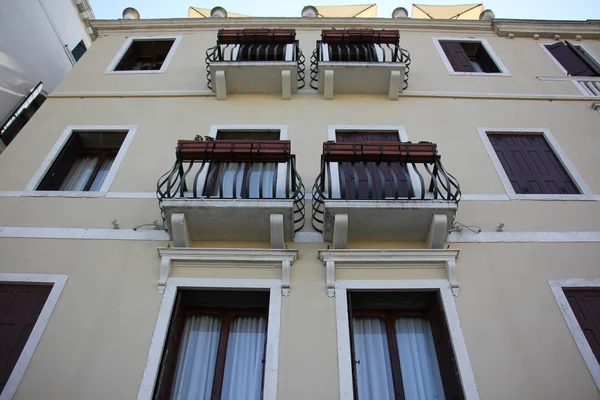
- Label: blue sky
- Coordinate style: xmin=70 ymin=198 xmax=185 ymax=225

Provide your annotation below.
xmin=90 ymin=0 xmax=600 ymax=20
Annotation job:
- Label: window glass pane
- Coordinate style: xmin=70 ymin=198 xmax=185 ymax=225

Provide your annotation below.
xmin=171 ymin=315 xmax=221 ymax=400
xmin=59 ymin=156 xmax=98 ymax=191
xmin=221 ymin=315 xmax=267 ymax=400
xmin=89 ymin=155 xmax=116 ymax=191
xmin=395 ymin=317 xmax=445 ymax=400
xmin=352 ymin=316 xmax=395 ymax=400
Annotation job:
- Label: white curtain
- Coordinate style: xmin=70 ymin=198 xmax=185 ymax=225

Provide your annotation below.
xmin=221 ymin=316 xmax=267 ymax=400
xmin=247 ymin=163 xmax=276 ymax=198
xmin=59 ymin=156 xmax=97 ymax=191
xmin=352 ymin=317 xmax=395 ymax=400
xmin=218 ymin=163 xmax=277 ymax=198
xmin=89 ymin=156 xmax=115 ymax=191
xmin=395 ymin=317 xmax=446 ymax=400
xmin=171 ymin=315 xmax=221 ymax=400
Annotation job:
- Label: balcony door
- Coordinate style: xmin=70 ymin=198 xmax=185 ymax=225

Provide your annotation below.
xmin=336 ymin=131 xmax=412 ymax=200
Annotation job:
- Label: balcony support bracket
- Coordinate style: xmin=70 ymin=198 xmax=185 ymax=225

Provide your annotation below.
xmin=216 ymin=70 xmax=227 ymax=100
xmin=333 ymin=214 xmax=348 ymax=249
xmin=171 ymin=213 xmax=191 ymax=248
xmin=270 ymin=213 xmax=285 ymax=249
xmin=388 ymin=70 xmax=401 ymax=101
xmin=281 ymin=70 xmax=292 ymax=100
xmin=324 ymin=70 xmax=334 ymax=100
xmin=427 ymin=214 xmax=449 ymax=249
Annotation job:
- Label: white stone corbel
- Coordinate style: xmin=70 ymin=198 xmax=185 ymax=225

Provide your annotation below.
xmin=215 ymin=70 xmax=227 ymax=100
xmin=333 ymin=214 xmax=348 ymax=249
xmin=388 ymin=70 xmax=401 ymax=101
xmin=281 ymin=70 xmax=292 ymax=100
xmin=158 ymin=257 xmax=172 ymax=294
xmin=171 ymin=213 xmax=190 ymax=248
xmin=427 ymin=214 xmax=448 ymax=249
xmin=324 ymin=70 xmax=334 ymax=100
xmin=281 ymin=259 xmax=291 ymax=296
xmin=326 ymin=260 xmax=335 ymax=297
xmin=270 ymin=214 xmax=285 ymax=249
xmin=446 ymin=258 xmax=459 ymax=296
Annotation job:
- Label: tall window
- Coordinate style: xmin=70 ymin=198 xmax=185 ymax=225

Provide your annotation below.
xmin=439 ymin=40 xmax=501 ymax=73
xmin=545 ymin=42 xmax=600 ymax=77
xmin=348 ymin=291 xmax=464 ymax=400
xmin=114 ymin=39 xmax=175 ymax=71
xmin=563 ymin=288 xmax=600 ymax=363
xmin=37 ymin=131 xmax=127 ymax=191
xmin=71 ymin=40 xmax=87 ymax=62
xmin=154 ymin=290 xmax=269 ymax=400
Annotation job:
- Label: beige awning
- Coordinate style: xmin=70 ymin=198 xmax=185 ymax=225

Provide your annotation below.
xmin=315 ymin=4 xmax=377 ymax=18
xmin=188 ymin=6 xmax=250 ymax=18
xmin=412 ymin=4 xmax=484 ymax=20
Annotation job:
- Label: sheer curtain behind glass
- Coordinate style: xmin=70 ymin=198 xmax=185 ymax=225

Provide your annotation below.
xmin=170 ymin=315 xmax=221 ymax=400
xmin=221 ymin=316 xmax=267 ymax=400
xmin=217 ymin=163 xmax=277 ymax=198
xmin=395 ymin=317 xmax=446 ymax=400
xmin=352 ymin=317 xmax=395 ymax=400
xmin=59 ymin=155 xmax=115 ymax=191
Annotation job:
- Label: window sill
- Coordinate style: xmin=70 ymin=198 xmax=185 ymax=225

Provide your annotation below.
xmin=508 ymin=194 xmax=596 ymax=201
xmin=21 ymin=191 xmax=107 ymax=198
xmin=103 ymin=70 xmax=167 ymax=75
xmin=447 ymin=71 xmax=511 ymax=77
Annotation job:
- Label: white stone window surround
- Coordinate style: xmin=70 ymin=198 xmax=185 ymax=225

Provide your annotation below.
xmin=191 ymin=125 xmax=289 ymax=198
xmin=549 ymin=279 xmax=600 ymax=391
xmin=476 ymin=127 xmax=594 ymax=201
xmin=432 ymin=37 xmax=511 ymax=77
xmin=137 ymin=277 xmax=282 ymax=400
xmin=23 ymin=125 xmax=138 ymax=197
xmin=334 ymin=278 xmax=479 ymax=400
xmin=0 ymin=273 xmax=68 ymax=400
xmin=104 ymin=36 xmax=182 ymax=74
xmin=326 ymin=125 xmax=428 ymax=199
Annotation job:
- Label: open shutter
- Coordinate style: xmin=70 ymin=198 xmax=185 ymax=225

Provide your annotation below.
xmin=37 ymin=134 xmax=82 ymax=190
xmin=440 ymin=42 xmax=475 ymax=73
xmin=566 ymin=41 xmax=600 ymax=76
xmin=563 ymin=289 xmax=600 ymax=363
xmin=153 ymin=291 xmax=185 ymax=400
xmin=427 ymin=293 xmax=465 ymax=400
xmin=545 ymin=42 xmax=595 ymax=77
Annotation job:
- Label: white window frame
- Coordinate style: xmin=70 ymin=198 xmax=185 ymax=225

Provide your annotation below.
xmin=24 ymin=125 xmax=138 ymax=197
xmin=326 ymin=125 xmax=426 ymax=199
xmin=477 ymin=127 xmax=593 ymax=200
xmin=549 ymin=279 xmax=600 ymax=390
xmin=137 ymin=277 xmax=282 ymax=400
xmin=192 ymin=125 xmax=289 ymax=198
xmin=104 ymin=36 xmax=182 ymax=74
xmin=335 ymin=279 xmax=479 ymax=400
xmin=433 ymin=37 xmax=511 ymax=77
xmin=0 ymin=273 xmax=68 ymax=400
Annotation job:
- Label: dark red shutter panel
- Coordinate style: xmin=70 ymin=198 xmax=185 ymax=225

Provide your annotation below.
xmin=37 ymin=134 xmax=83 ymax=190
xmin=153 ymin=292 xmax=185 ymax=400
xmin=427 ymin=293 xmax=465 ymax=400
xmin=563 ymin=289 xmax=600 ymax=363
xmin=545 ymin=42 xmax=595 ymax=77
xmin=0 ymin=284 xmax=52 ymax=394
xmin=440 ymin=42 xmax=475 ymax=73
xmin=487 ymin=134 xmax=579 ymax=195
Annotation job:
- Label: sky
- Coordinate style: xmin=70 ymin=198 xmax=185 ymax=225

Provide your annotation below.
xmin=90 ymin=0 xmax=600 ymax=21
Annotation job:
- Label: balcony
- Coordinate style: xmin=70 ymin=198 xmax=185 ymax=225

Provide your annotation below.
xmin=309 ymin=29 xmax=411 ymax=100
xmin=157 ymin=139 xmax=305 ymax=247
xmin=205 ymin=29 xmax=306 ymax=100
xmin=311 ymin=141 xmax=460 ymax=248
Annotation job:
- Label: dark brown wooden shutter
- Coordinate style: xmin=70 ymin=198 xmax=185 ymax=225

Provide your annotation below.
xmin=427 ymin=293 xmax=465 ymax=400
xmin=153 ymin=291 xmax=186 ymax=400
xmin=0 ymin=284 xmax=52 ymax=394
xmin=439 ymin=42 xmax=475 ymax=73
xmin=487 ymin=134 xmax=579 ymax=195
xmin=566 ymin=41 xmax=600 ymax=76
xmin=563 ymin=289 xmax=600 ymax=363
xmin=545 ymin=42 xmax=595 ymax=77
xmin=37 ymin=134 xmax=83 ymax=190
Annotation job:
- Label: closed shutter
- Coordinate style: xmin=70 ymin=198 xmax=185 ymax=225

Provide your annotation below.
xmin=336 ymin=132 xmax=411 ymax=200
xmin=563 ymin=289 xmax=600 ymax=363
xmin=440 ymin=42 xmax=475 ymax=73
xmin=0 ymin=284 xmax=52 ymax=394
xmin=153 ymin=291 xmax=185 ymax=400
xmin=37 ymin=134 xmax=83 ymax=190
xmin=545 ymin=42 xmax=595 ymax=77
xmin=487 ymin=134 xmax=579 ymax=195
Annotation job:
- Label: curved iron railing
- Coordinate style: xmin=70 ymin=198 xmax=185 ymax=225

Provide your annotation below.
xmin=311 ymin=155 xmax=460 ymax=233
xmin=309 ymin=41 xmax=411 ymax=91
xmin=157 ymin=155 xmax=305 ymax=232
xmin=205 ymin=41 xmax=306 ymax=90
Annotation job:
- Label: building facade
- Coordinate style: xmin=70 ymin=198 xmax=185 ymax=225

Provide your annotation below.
xmin=0 ymin=11 xmax=600 ymax=400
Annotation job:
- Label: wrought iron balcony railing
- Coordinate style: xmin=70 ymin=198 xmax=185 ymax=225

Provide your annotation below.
xmin=205 ymin=28 xmax=306 ymax=90
xmin=310 ymin=29 xmax=411 ymax=91
xmin=157 ymin=140 xmax=305 ymax=232
xmin=311 ymin=141 xmax=460 ymax=232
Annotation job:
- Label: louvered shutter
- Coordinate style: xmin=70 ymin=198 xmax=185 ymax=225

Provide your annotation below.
xmin=440 ymin=42 xmax=475 ymax=72
xmin=566 ymin=41 xmax=600 ymax=76
xmin=545 ymin=42 xmax=595 ymax=77
xmin=37 ymin=134 xmax=83 ymax=190
xmin=487 ymin=134 xmax=579 ymax=195
xmin=563 ymin=289 xmax=600 ymax=363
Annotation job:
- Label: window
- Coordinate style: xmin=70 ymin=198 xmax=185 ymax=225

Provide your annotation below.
xmin=71 ymin=40 xmax=87 ymax=62
xmin=326 ymin=44 xmax=379 ymax=62
xmin=348 ymin=291 xmax=464 ymax=399
xmin=439 ymin=41 xmax=500 ymax=73
xmin=544 ymin=42 xmax=600 ymax=77
xmin=486 ymin=133 xmax=579 ymax=195
xmin=154 ymin=289 xmax=269 ymax=400
xmin=563 ymin=288 xmax=600 ymax=363
xmin=105 ymin=37 xmax=181 ymax=73
xmin=236 ymin=45 xmax=287 ymax=61
xmin=36 ymin=130 xmax=127 ymax=191
xmin=0 ymin=284 xmax=51 ymax=395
